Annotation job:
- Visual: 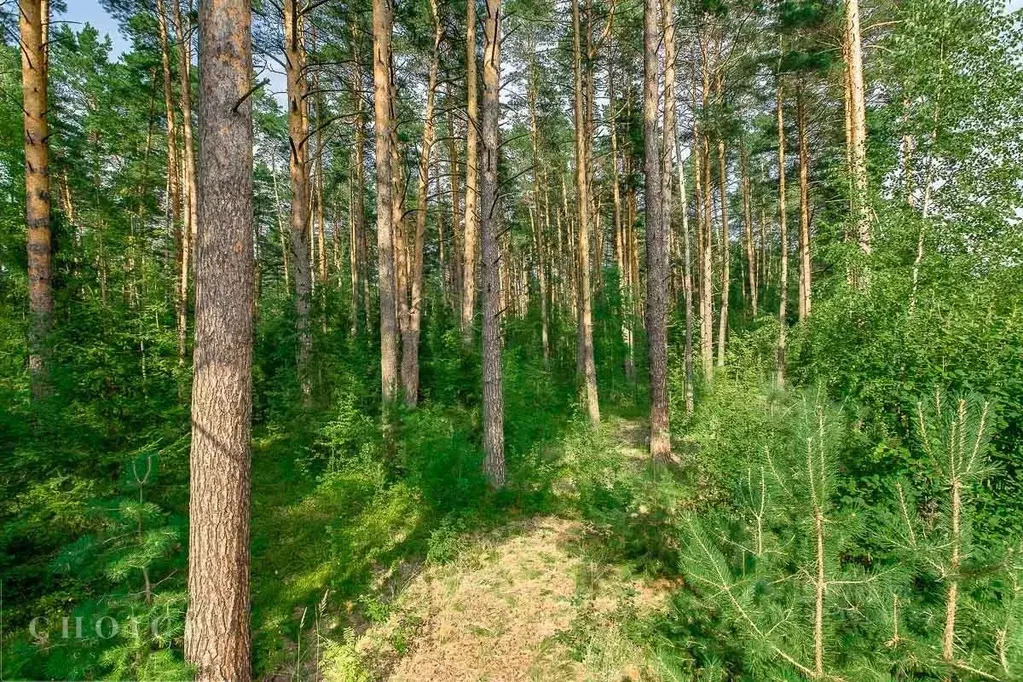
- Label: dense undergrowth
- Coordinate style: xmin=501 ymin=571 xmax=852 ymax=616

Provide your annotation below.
xmin=4 ymin=247 xmax=1022 ymax=681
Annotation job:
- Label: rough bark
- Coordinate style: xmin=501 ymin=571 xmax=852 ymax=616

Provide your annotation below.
xmin=460 ymin=0 xmax=481 ymax=344
xmin=644 ymin=0 xmax=669 ymax=459
xmin=20 ymin=0 xmax=52 ymax=397
xmin=480 ymin=0 xmax=505 ymax=487
xmin=184 ymin=1 xmax=254 ymax=679
xmin=571 ymin=0 xmax=600 ymax=427
xmin=373 ymin=0 xmax=399 ymax=407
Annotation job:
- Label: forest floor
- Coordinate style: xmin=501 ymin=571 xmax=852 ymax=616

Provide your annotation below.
xmin=249 ymin=414 xmax=690 ymax=682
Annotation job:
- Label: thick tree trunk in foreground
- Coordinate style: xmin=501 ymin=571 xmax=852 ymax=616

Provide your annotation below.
xmin=846 ymin=0 xmax=869 ymax=254
xmin=776 ymin=80 xmax=789 ymax=387
xmin=480 ymin=0 xmax=505 ymax=487
xmin=373 ymin=0 xmax=399 ymax=407
xmin=284 ymin=0 xmax=313 ymax=399
xmin=184 ymin=2 xmax=254 ymax=679
xmin=571 ymin=0 xmax=600 ymax=427
xmin=460 ymin=0 xmax=481 ymax=344
xmin=644 ymin=0 xmax=669 ymax=459
xmin=20 ymin=0 xmax=52 ymax=397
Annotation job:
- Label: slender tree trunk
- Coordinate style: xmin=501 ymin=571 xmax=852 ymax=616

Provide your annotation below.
xmin=460 ymin=0 xmax=481 ymax=344
xmin=701 ymin=133 xmax=714 ymax=380
xmin=644 ymin=0 xmax=669 ymax=458
xmin=155 ymin=0 xmax=184 ymax=362
xmin=716 ymin=135 xmax=729 ymax=367
xmin=527 ymin=59 xmax=551 ymax=365
xmin=352 ymin=25 xmax=371 ymax=327
xmin=401 ymin=0 xmax=442 ymax=406
xmin=797 ymin=82 xmax=812 ymax=323
xmin=373 ymin=0 xmax=399 ymax=407
xmin=173 ymin=0 xmax=198 ymax=362
xmin=270 ymin=154 xmax=290 ymax=289
xmin=846 ymin=0 xmax=869 ymax=254
xmin=776 ymin=79 xmax=789 ymax=387
xmin=447 ymin=86 xmax=463 ymax=310
xmin=285 ymin=0 xmax=313 ymax=398
xmin=740 ymin=140 xmax=757 ymax=316
xmin=184 ymin=2 xmax=253 ymax=678
xmin=348 ymin=166 xmax=359 ymax=334
xmin=661 ymin=0 xmax=677 ymax=300
xmin=608 ymin=50 xmax=634 ymax=383
xmin=571 ymin=0 xmax=600 ymax=427
xmin=20 ymin=0 xmax=51 ymax=397
xmin=480 ymin=0 xmax=505 ymax=487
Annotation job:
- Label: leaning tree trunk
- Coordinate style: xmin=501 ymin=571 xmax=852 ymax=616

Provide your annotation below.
xmin=480 ymin=0 xmax=505 ymax=487
xmin=284 ymin=0 xmax=313 ymax=399
xmin=184 ymin=1 xmax=254 ymax=679
xmin=20 ymin=0 xmax=52 ymax=398
xmin=571 ymin=0 xmax=600 ymax=427
xmin=460 ymin=0 xmax=481 ymax=344
xmin=643 ymin=0 xmax=669 ymax=459
xmin=373 ymin=0 xmax=399 ymax=407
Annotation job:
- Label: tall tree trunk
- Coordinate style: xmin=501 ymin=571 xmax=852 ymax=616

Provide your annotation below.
xmin=644 ymin=0 xmax=669 ymax=459
xmin=797 ymin=82 xmax=812 ymax=323
xmin=155 ymin=0 xmax=184 ymax=362
xmin=608 ymin=47 xmax=634 ymax=383
xmin=527 ymin=58 xmax=551 ymax=366
xmin=184 ymin=2 xmax=253 ymax=678
xmin=700 ymin=133 xmax=714 ymax=380
xmin=776 ymin=79 xmax=789 ymax=387
xmin=270 ymin=154 xmax=290 ymax=289
xmin=401 ymin=0 xmax=442 ymax=406
xmin=480 ymin=0 xmax=505 ymax=487
xmin=352 ymin=24 xmax=371 ymax=328
xmin=740 ymin=139 xmax=757 ymax=315
xmin=348 ymin=164 xmax=359 ymax=335
xmin=460 ymin=0 xmax=481 ymax=344
xmin=571 ymin=0 xmax=600 ymax=427
xmin=173 ymin=0 xmax=198 ymax=361
xmin=447 ymin=83 xmax=463 ymax=309
xmin=846 ymin=0 xmax=869 ymax=253
xmin=716 ymin=140 xmax=729 ymax=368
xmin=20 ymin=0 xmax=51 ymax=397
xmin=285 ymin=0 xmax=313 ymax=398
xmin=373 ymin=0 xmax=399 ymax=407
